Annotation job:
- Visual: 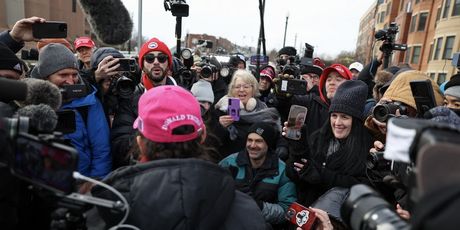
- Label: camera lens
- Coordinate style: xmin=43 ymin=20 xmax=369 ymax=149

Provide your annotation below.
xmin=372 ymin=104 xmax=391 ymax=122
xmin=201 ymin=66 xmax=212 ymax=78
xmin=116 ymin=76 xmax=134 ymax=98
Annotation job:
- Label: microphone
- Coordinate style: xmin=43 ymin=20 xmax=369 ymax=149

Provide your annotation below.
xmin=78 ymin=0 xmax=133 ymax=45
xmin=0 ymin=78 xmax=27 ymax=102
xmin=16 ymin=104 xmax=58 ymax=133
xmin=21 ymin=78 xmax=62 ymax=111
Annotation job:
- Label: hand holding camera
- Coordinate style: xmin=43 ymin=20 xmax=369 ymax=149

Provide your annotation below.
xmin=10 ymin=16 xmax=46 ymax=42
xmin=95 ymin=55 xmax=121 ymax=83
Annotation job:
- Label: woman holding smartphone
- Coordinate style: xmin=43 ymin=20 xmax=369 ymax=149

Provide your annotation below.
xmin=214 ymin=69 xmax=284 ymax=158
xmin=285 ymin=80 xmax=374 ymax=207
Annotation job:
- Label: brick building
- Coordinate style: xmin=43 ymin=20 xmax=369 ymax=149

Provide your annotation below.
xmin=357 ymin=0 xmax=460 ymax=82
xmin=0 ymin=0 xmax=92 ymax=50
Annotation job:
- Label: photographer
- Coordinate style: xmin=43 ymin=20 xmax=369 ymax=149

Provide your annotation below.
xmin=30 ymin=43 xmax=111 ymax=179
xmin=276 ymin=46 xmax=297 ymax=72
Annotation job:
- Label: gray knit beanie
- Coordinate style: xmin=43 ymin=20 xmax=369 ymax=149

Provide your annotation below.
xmin=329 ymin=80 xmax=368 ymax=120
xmin=191 ymin=80 xmax=215 ymax=104
xmin=30 ymin=43 xmax=78 ymax=79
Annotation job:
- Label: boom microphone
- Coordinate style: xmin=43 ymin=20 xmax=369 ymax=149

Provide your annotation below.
xmin=21 ymin=78 xmax=62 ymax=111
xmin=0 ymin=78 xmax=27 ymax=103
xmin=16 ymin=104 xmax=58 ymax=133
xmin=78 ymin=0 xmax=133 ymax=45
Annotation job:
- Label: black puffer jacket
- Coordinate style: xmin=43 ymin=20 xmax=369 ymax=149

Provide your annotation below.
xmin=92 ymin=158 xmax=267 ymax=230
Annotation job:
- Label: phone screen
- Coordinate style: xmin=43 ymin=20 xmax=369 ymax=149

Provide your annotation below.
xmin=285 ymin=105 xmax=308 ymax=140
xmin=12 ymin=133 xmax=78 ymax=194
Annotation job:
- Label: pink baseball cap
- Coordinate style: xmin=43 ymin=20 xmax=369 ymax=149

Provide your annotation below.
xmin=133 ymin=86 xmax=205 ymax=143
xmin=74 ymin=37 xmax=96 ymax=50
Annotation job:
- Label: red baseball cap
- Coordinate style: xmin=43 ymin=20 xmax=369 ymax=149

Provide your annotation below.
xmin=74 ymin=37 xmax=96 ymax=50
xmin=133 ymin=85 xmax=205 ymax=143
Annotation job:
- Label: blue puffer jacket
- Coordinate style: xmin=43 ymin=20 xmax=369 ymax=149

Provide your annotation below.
xmin=61 ymin=88 xmax=111 ymax=178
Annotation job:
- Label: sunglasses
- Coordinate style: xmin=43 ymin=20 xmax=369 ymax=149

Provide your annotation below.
xmin=144 ymin=53 xmax=168 ymax=64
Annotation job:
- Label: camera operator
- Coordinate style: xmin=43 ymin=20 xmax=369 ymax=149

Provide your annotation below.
xmin=276 ymin=46 xmax=297 ymax=72
xmin=258 ymin=64 xmax=277 ymax=105
xmin=442 ymin=73 xmax=460 ymax=115
xmin=300 ymin=57 xmax=325 ymax=97
xmin=30 ymin=43 xmax=112 ymax=179
xmin=229 ymin=53 xmax=246 ymax=70
xmin=111 ymin=37 xmax=177 ymax=170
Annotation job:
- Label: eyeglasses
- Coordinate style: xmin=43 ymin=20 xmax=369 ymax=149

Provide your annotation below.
xmin=144 ymin=53 xmax=168 ymax=64
xmin=232 ymin=84 xmax=253 ymax=90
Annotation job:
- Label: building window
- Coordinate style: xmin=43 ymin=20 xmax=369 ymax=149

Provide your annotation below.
xmin=405 ymin=47 xmax=412 ymax=63
xmin=400 ymin=0 xmax=405 ymax=11
xmin=411 ymin=46 xmax=421 ymax=64
xmin=417 ymin=12 xmax=429 ymax=31
xmin=407 ymin=1 xmax=412 ymax=12
xmin=428 ymin=43 xmax=434 ymax=61
xmin=386 ymin=2 xmax=392 ymax=16
xmin=434 ymin=37 xmax=443 ymax=60
xmin=438 ymin=73 xmax=447 ymax=85
xmin=416 ymin=0 xmax=420 ymax=4
xmin=429 ymin=73 xmax=436 ymax=80
xmin=453 ymin=0 xmax=460 ymax=16
xmin=443 ymin=0 xmax=451 ymax=18
xmin=443 ymin=36 xmax=455 ymax=59
xmin=72 ymin=0 xmax=77 ymax=13
xmin=379 ymin=11 xmax=386 ymax=23
xmin=409 ymin=15 xmax=417 ymax=32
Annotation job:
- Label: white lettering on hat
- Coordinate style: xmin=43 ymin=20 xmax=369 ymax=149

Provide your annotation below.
xmin=148 ymin=42 xmax=158 ymax=49
xmin=162 ymin=114 xmax=202 ymax=130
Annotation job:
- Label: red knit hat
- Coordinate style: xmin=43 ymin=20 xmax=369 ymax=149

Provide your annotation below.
xmin=138 ymin=37 xmax=173 ymax=70
xmin=260 ymin=65 xmax=276 ymax=82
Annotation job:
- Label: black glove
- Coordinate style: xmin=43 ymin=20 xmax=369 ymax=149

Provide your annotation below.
xmin=275 ymin=146 xmax=289 ymax=161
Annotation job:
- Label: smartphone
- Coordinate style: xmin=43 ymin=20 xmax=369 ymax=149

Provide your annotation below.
xmin=285 ymin=105 xmax=308 ymax=140
xmin=276 ymin=79 xmax=308 ymax=95
xmin=286 ymin=202 xmax=317 ymax=230
xmin=114 ymin=58 xmax=137 ymax=72
xmin=32 ymin=21 xmax=67 ymax=39
xmin=228 ymin=98 xmax=240 ymax=121
xmin=55 ymin=110 xmax=76 ymax=134
xmin=410 ymin=79 xmax=436 ymax=118
xmin=11 ymin=132 xmax=78 ymax=194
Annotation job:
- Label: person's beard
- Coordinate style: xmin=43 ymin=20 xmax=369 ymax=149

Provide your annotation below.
xmin=144 ymin=66 xmax=166 ymax=83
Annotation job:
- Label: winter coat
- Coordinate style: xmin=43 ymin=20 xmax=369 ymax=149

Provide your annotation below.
xmin=61 ymin=87 xmax=111 ymax=178
xmin=111 ymin=77 xmax=177 ymax=169
xmin=219 ymin=150 xmax=297 ymax=226
xmin=213 ymin=96 xmax=284 ymax=157
xmin=92 ymin=158 xmax=267 ymax=230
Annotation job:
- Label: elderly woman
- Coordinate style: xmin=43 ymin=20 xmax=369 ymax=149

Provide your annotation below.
xmin=214 ymin=69 xmax=284 ymax=157
xmin=286 ymin=80 xmax=374 ymax=206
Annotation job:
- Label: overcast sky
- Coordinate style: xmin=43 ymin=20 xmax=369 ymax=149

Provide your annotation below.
xmin=121 ymin=0 xmax=376 ymax=57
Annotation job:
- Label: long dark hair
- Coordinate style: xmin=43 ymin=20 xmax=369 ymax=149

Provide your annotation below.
xmin=310 ymin=116 xmax=373 ymax=173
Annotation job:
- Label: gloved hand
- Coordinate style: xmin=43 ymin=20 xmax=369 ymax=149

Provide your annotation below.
xmin=275 ymin=146 xmax=289 ymax=161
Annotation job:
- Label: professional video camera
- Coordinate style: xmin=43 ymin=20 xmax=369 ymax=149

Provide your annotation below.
xmin=0 ymin=78 xmax=129 ymax=230
xmin=343 ymin=118 xmax=460 ymax=230
xmin=164 ymin=0 xmax=189 ymax=17
xmin=375 ymin=22 xmax=407 ymax=68
xmin=172 ymin=48 xmax=196 ymax=89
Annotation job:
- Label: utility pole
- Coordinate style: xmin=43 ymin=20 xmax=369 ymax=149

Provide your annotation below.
xmin=283 ymin=13 xmax=289 ymax=47
xmin=137 ymin=0 xmax=142 ymax=52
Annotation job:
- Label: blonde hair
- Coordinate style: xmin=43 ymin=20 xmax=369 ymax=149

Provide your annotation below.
xmin=227 ymin=69 xmax=260 ymax=97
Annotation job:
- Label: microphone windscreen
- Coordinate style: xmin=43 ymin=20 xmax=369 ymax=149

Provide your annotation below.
xmin=21 ymin=78 xmax=62 ymax=111
xmin=17 ymin=104 xmax=58 ymax=133
xmin=0 ymin=78 xmax=27 ymax=102
xmin=78 ymin=0 xmax=133 ymax=45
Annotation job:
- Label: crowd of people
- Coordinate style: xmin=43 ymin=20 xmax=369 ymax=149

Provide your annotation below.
xmin=1 ymin=16 xmax=460 ymax=230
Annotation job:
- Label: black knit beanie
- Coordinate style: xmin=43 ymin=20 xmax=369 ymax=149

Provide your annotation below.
xmin=90 ymin=47 xmax=125 ymax=70
xmin=247 ymin=122 xmax=278 ymax=150
xmin=0 ymin=42 xmax=23 ymax=75
xmin=278 ymin=46 xmax=297 ymax=56
xmin=329 ymin=80 xmax=368 ymax=120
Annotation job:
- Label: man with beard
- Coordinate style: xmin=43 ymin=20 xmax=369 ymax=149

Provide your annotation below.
xmin=219 ymin=122 xmax=296 ymax=228
xmin=111 ymin=37 xmax=177 ymax=169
